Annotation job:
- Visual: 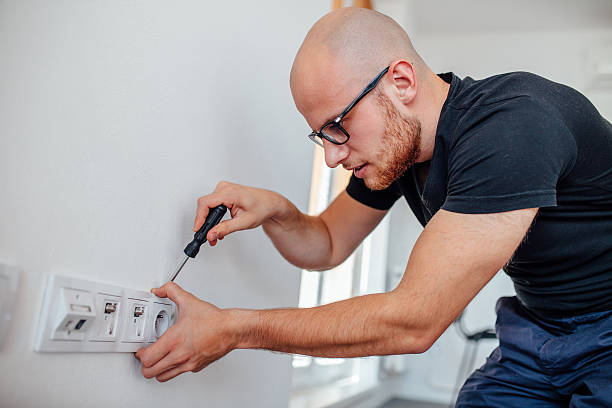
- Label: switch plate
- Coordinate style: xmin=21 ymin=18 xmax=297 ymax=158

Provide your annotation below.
xmin=35 ymin=274 xmax=176 ymax=352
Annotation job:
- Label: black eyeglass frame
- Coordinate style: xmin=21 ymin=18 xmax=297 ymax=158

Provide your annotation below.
xmin=308 ymin=65 xmax=391 ymax=147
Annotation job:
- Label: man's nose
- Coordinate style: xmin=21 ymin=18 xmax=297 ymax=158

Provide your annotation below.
xmin=323 ymin=139 xmax=349 ymax=168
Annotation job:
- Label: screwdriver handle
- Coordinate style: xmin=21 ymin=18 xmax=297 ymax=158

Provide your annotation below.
xmin=183 ymin=204 xmax=227 ymax=258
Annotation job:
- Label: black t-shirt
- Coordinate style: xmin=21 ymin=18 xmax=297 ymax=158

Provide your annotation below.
xmin=347 ymin=72 xmax=612 ymax=317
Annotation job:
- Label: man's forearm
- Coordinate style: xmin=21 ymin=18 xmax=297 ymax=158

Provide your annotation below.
xmin=226 ymin=292 xmax=431 ymax=358
xmin=262 ymin=195 xmax=335 ymax=270
xmin=261 ymin=191 xmax=386 ymax=271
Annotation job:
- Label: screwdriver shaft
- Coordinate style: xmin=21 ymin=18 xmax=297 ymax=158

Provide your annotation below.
xmin=170 ymin=254 xmax=190 ymax=282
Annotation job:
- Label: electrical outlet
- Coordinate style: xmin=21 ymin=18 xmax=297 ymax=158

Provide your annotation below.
xmin=150 ymin=303 xmax=174 ymax=341
xmin=35 ymin=275 xmax=177 ymax=352
xmin=90 ymin=293 xmax=121 ymax=341
xmin=122 ymin=299 xmax=148 ymax=342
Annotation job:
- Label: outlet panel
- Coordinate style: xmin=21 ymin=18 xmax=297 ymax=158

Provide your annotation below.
xmin=35 ymin=274 xmax=176 ymax=352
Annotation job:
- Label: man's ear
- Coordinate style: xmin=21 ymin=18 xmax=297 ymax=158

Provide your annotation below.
xmin=388 ymin=60 xmax=417 ymax=105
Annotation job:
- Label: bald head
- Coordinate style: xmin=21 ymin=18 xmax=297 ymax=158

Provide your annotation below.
xmin=290 ymin=7 xmax=430 ymax=127
xmin=291 ymin=8 xmax=449 ymax=176
xmin=291 ymin=8 xmax=424 ymax=93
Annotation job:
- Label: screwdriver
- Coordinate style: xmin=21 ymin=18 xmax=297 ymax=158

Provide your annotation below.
xmin=170 ymin=204 xmax=228 ymax=282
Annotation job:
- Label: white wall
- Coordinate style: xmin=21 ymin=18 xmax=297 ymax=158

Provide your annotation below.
xmin=383 ymin=0 xmax=612 ymax=404
xmin=0 ymin=1 xmax=329 ymax=407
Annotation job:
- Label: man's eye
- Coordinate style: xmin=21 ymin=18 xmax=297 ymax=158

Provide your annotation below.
xmin=328 ymin=123 xmax=343 ymax=134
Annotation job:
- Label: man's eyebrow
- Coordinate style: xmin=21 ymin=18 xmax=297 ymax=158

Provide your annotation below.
xmin=316 ymin=108 xmax=344 ymax=130
xmin=321 ymin=113 xmax=338 ymax=125
xmin=313 ymin=114 xmax=336 ymax=132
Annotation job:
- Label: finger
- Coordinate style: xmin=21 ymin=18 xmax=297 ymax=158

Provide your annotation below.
xmin=194 ymin=199 xmax=212 ymax=231
xmin=206 ymin=216 xmax=255 ymax=241
xmin=143 ymin=349 xmax=188 ymax=379
xmin=194 ymin=194 xmax=234 ymax=231
xmin=155 ymin=362 xmax=197 ymax=382
xmin=135 ymin=335 xmax=173 ymax=370
xmin=152 ymin=281 xmax=188 ymax=304
xmin=141 ymin=354 xmax=176 ymax=379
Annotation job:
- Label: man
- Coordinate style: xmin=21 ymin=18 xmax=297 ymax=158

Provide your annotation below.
xmin=136 ymin=7 xmax=612 ymax=405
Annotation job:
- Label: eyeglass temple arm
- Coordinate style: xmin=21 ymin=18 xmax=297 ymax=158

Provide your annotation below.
xmin=335 ymin=66 xmax=390 ymax=121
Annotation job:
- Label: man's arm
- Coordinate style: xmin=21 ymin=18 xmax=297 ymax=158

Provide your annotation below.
xmin=234 ymin=208 xmax=537 ymax=356
xmin=136 ymin=207 xmax=537 ymax=381
xmin=263 ymin=190 xmax=388 ymax=270
xmin=196 ymin=182 xmax=387 ymax=270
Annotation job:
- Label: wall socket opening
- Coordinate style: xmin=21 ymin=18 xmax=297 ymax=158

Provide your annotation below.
xmin=154 ymin=309 xmax=170 ymax=338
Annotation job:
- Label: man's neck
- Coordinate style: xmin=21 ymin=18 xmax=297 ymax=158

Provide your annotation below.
xmin=416 ymin=72 xmax=451 ymax=163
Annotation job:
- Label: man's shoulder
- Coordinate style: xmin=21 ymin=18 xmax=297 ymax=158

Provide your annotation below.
xmin=442 ymin=72 xmax=577 ymax=160
xmin=450 ymin=71 xmax=560 ymax=112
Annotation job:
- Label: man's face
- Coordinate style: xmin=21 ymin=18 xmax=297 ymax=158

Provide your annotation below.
xmin=361 ymin=89 xmax=421 ymax=190
xmin=296 ymin=78 xmax=421 ymax=191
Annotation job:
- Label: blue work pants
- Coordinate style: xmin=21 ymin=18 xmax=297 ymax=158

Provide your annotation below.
xmin=456 ymin=296 xmax=612 ymax=407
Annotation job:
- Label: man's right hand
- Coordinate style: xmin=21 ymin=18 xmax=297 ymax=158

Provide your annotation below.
xmin=196 ymin=181 xmax=388 ymax=271
xmin=194 ymin=181 xmax=286 ymax=246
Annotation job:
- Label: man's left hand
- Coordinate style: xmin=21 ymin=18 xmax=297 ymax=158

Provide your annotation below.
xmin=135 ymin=282 xmax=237 ymax=382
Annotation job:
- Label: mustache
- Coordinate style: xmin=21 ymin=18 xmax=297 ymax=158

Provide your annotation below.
xmin=342 ymin=163 xmax=364 ymax=170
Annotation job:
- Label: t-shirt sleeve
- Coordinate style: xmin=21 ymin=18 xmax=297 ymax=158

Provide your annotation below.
xmin=442 ymin=98 xmax=577 ymax=214
xmin=346 ymin=174 xmax=401 ymax=210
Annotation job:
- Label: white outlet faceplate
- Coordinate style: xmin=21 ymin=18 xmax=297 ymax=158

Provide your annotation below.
xmin=35 ymin=274 xmax=177 ymax=352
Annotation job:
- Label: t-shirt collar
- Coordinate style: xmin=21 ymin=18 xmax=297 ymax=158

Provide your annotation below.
xmin=437 ymin=72 xmax=461 ymax=120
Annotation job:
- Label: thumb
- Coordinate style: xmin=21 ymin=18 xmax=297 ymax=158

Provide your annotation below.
xmin=207 ymin=215 xmax=256 ymax=241
xmin=152 ymin=281 xmax=186 ymax=304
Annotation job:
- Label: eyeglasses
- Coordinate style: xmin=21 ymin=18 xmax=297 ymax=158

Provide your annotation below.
xmin=307 ymin=65 xmax=390 ymax=147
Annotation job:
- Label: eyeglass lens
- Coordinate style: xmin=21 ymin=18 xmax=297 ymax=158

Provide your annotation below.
xmin=321 ymin=122 xmax=348 ymax=144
